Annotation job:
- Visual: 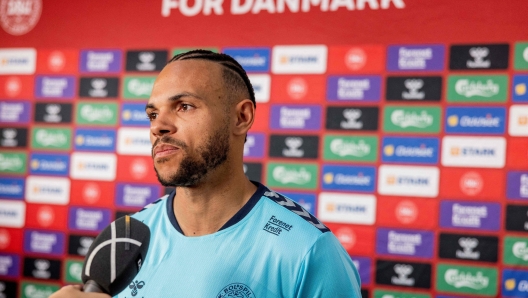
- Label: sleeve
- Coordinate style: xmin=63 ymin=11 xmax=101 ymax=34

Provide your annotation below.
xmin=294 ymin=232 xmax=362 ymax=298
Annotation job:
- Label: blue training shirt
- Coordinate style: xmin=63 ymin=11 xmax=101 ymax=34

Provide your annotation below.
xmin=115 ymin=182 xmax=361 ymax=298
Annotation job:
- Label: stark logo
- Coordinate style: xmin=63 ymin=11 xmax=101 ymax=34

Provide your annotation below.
xmin=0 ymin=0 xmax=42 ymax=35
xmin=216 ymin=283 xmax=255 ymax=298
xmin=129 ymin=280 xmax=145 ymax=297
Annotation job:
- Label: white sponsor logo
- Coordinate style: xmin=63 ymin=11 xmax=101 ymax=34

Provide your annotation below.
xmin=32 ymin=259 xmax=50 ymax=279
xmin=86 ymin=51 xmax=114 ymax=72
xmin=25 ymin=176 xmax=70 ymax=205
xmin=77 ymin=237 xmax=93 ymax=256
xmin=444 ymin=269 xmax=489 ymax=290
xmin=0 ymin=199 xmax=25 ymax=227
xmin=24 ymin=284 xmax=54 ymax=298
xmin=451 ymin=203 xmax=487 ymax=228
xmin=69 ymin=262 xmax=82 ymax=281
xmin=392 ymin=264 xmax=415 ymax=286
xmin=0 ymin=179 xmax=22 ymax=196
xmin=272 ymin=45 xmax=327 ymax=74
xmin=29 ymin=231 xmax=56 ymax=254
xmin=340 ymin=109 xmax=363 ymax=129
xmin=279 ymin=107 xmax=311 ymax=129
xmin=88 ymin=78 xmax=108 ymax=97
xmin=0 ymin=152 xmax=23 ymax=171
xmin=323 ymin=171 xmax=371 ymax=186
xmin=136 ymin=52 xmax=156 ymax=71
xmin=0 ymin=48 xmax=36 ymax=74
xmin=318 ymin=192 xmax=376 ymax=225
xmin=5 ymin=76 xmax=21 ymax=96
xmin=122 ymin=107 xmax=147 ymax=122
xmin=329 ymin=138 xmax=370 ymax=157
xmin=521 ymin=174 xmax=528 ymax=198
xmin=117 ymin=127 xmax=151 ymax=155
xmin=243 ymin=135 xmax=256 ymax=156
xmin=345 ymin=48 xmax=366 ymax=70
xmin=80 ymin=104 xmax=113 ymax=123
xmin=441 ymin=136 xmax=505 ymax=168
xmin=122 ymin=185 xmax=152 ymax=206
xmin=283 ymin=137 xmax=304 ymax=157
xmin=127 ymin=78 xmax=153 ymax=97
xmin=455 ymin=79 xmax=499 ymax=97
xmin=402 ymin=79 xmax=425 ymax=99
xmin=390 ymin=109 xmax=433 ymax=128
xmin=0 ymin=0 xmax=41 ymax=36
xmin=398 ymin=47 xmax=433 ymax=70
xmin=272 ymin=166 xmax=311 ymax=185
xmin=378 ymin=165 xmax=439 ymax=198
xmin=387 ymin=231 xmax=422 ymax=256
xmin=384 ymin=144 xmax=433 ymax=158
xmin=0 ymin=101 xmax=25 ymax=122
xmin=40 ymin=77 xmax=69 ymax=97
xmin=34 ymin=129 xmax=68 ymax=147
xmin=287 ymin=78 xmax=307 ymax=99
xmin=513 ymin=241 xmax=528 ymax=261
xmin=70 ymin=152 xmax=116 ymax=181
xmin=0 ymin=255 xmax=13 ymax=275
xmin=467 ymin=47 xmax=491 ymax=68
xmin=509 ymin=105 xmax=528 ymax=136
xmin=75 ymin=208 xmax=103 ymax=230
xmin=456 ymin=237 xmax=480 ymax=259
xmin=43 ymin=104 xmax=62 ymax=123
xmin=1 ymin=128 xmax=17 ymax=147
xmin=336 ymin=77 xmax=370 ymax=100
xmin=447 ymin=114 xmax=501 ymax=128
xmin=248 ymin=74 xmax=270 ymax=103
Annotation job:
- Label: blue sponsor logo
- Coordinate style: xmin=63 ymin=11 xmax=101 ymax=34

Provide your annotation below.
xmin=29 ymin=153 xmax=69 ymax=176
xmin=223 ymin=48 xmax=270 ymax=72
xmin=0 ymin=177 xmax=24 ymax=200
xmin=326 ymin=75 xmax=381 ymax=101
xmin=503 ymin=269 xmax=528 ymax=297
xmin=513 ymin=75 xmax=528 ymax=102
xmin=321 ymin=165 xmax=376 ymax=192
xmin=281 ymin=192 xmax=316 ymax=215
xmin=244 ymin=133 xmax=265 ymax=158
xmin=74 ymin=128 xmax=116 ymax=152
xmin=121 ymin=103 xmax=150 ymax=127
xmin=445 ymin=107 xmax=506 ymax=134
xmin=382 ymin=137 xmax=439 ymax=164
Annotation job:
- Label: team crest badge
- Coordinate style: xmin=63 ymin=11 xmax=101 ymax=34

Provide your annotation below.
xmin=216 ymin=283 xmax=255 ymax=298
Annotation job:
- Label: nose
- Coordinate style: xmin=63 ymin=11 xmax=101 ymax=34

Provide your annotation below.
xmin=150 ymin=111 xmax=176 ymax=138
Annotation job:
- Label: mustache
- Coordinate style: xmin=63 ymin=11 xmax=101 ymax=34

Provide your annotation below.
xmin=152 ymin=136 xmax=188 ymax=154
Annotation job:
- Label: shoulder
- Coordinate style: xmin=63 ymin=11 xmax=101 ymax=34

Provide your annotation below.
xmin=130 ymin=193 xmax=170 ymax=223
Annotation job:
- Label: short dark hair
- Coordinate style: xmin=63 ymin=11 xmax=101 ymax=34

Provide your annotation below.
xmin=168 ymin=50 xmax=256 ymax=108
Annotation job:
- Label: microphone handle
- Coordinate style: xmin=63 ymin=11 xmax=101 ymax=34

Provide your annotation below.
xmin=83 ymin=280 xmax=105 ymax=293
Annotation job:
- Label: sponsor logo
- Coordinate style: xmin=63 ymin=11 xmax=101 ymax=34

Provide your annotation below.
xmin=76 ymin=102 xmax=117 ymax=125
xmin=35 ymin=75 xmax=75 ymax=99
xmin=80 ymin=50 xmax=121 ymax=73
xmin=3 ymin=76 xmax=22 ymax=97
xmin=504 ymin=237 xmax=528 ymax=266
xmin=437 ymin=264 xmax=497 ymax=296
xmin=373 ymin=290 xmax=430 ymax=298
xmin=381 ymin=137 xmax=438 ymax=164
xmin=74 ymin=128 xmax=116 ymax=152
xmin=117 ymin=127 xmax=151 ymax=155
xmin=318 ymin=192 xmax=376 ymax=225
xmin=460 ymin=171 xmax=483 ymax=196
xmin=322 ymin=165 xmax=375 ymax=192
xmin=513 ymin=74 xmax=528 ymax=102
xmin=269 ymin=134 xmax=318 ymax=159
xmin=376 ymin=260 xmax=432 ymax=289
xmin=439 ymin=233 xmax=498 ymax=262
xmin=326 ymin=75 xmax=381 ymax=101
xmin=378 ymin=165 xmax=439 ymax=198
xmin=0 ymin=229 xmax=10 ymax=249
xmin=0 ymin=177 xmax=24 ymax=199
xmin=350 ymin=256 xmax=371 ymax=285
xmin=270 ymin=105 xmax=321 ymax=130
xmin=450 ymin=44 xmax=509 ymax=70
xmin=70 ymin=152 xmax=116 ymax=181
xmin=47 ymin=50 xmax=66 ymax=72
xmin=34 ymin=103 xmax=72 ymax=123
xmin=0 ymin=127 xmax=27 ymax=147
xmin=0 ymin=152 xmax=26 ymax=174
xmin=0 ymin=280 xmax=17 ymax=297
xmin=217 ymin=283 xmax=255 ymax=298
xmin=281 ymin=192 xmax=316 ymax=215
xmin=68 ymin=234 xmax=95 ymax=257
xmin=68 ymin=207 xmax=111 ymax=231
xmin=116 ymin=183 xmax=160 ymax=207
xmin=515 ymin=42 xmax=528 ymax=70
xmin=243 ymin=162 xmax=262 ymax=182
xmin=395 ymin=200 xmax=418 ymax=224
xmin=29 ymin=153 xmax=69 ymax=176
xmin=23 ymin=230 xmax=64 ymax=255
xmin=386 ymin=76 xmax=442 ymax=101
xmin=387 ymin=45 xmax=444 ymax=71
xmin=79 ymin=77 xmax=119 ymax=98
xmin=266 ymin=163 xmax=317 ymax=190
xmin=65 ymin=259 xmax=83 ymax=283
xmin=23 ymin=257 xmax=60 ymax=280
xmin=286 ymin=77 xmax=307 ymax=99
xmin=0 ymin=0 xmax=41 ymax=36
xmin=377 ymin=228 xmax=433 ymax=258
xmin=440 ymin=201 xmax=500 ymax=231
xmin=446 ymin=107 xmax=505 ymax=134
xmin=123 ymin=76 xmax=156 ymax=99
xmin=448 ymin=75 xmax=508 ymax=102
xmin=272 ymin=45 xmax=327 ymax=74
xmin=243 ymin=133 xmax=265 ymax=158
xmin=506 ymin=204 xmax=528 ymax=232
xmin=441 ymin=136 xmax=506 ymax=168
xmin=507 ymin=171 xmax=528 ymax=199
xmin=21 ymin=282 xmax=60 ymax=298
xmin=0 ymin=253 xmax=19 ymax=277
xmin=384 ymin=106 xmax=440 ymax=133
xmin=323 ymin=135 xmax=378 ymax=162
xmin=509 ymin=105 xmax=528 ymax=136
xmin=0 ymin=100 xmax=30 ymax=123
xmin=130 ymin=158 xmax=148 ymax=180
xmin=344 ymin=48 xmax=367 ymax=71
xmin=223 ymin=48 xmax=270 ymax=72
xmin=0 ymin=48 xmax=36 ymax=73
xmin=31 ymin=127 xmax=71 ymax=150
xmin=35 ymin=206 xmax=55 ymax=227
xmin=248 ymin=74 xmax=270 ymax=103
xmin=0 ymin=200 xmax=25 ymax=228
xmin=25 ymin=176 xmax=70 ymax=205
xmin=126 ymin=50 xmax=168 ymax=72
xmin=503 ymin=269 xmax=528 ymax=296
xmin=121 ymin=103 xmax=150 ymax=127
xmin=325 ymin=106 xmax=378 ymax=131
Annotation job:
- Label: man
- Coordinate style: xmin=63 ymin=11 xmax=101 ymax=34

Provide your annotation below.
xmin=51 ymin=50 xmax=361 ymax=298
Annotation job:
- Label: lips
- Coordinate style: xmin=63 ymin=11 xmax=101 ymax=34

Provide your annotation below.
xmin=153 ymin=144 xmax=180 ymax=159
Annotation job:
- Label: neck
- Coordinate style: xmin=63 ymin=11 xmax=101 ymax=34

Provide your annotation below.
xmin=172 ymin=161 xmax=257 ymax=237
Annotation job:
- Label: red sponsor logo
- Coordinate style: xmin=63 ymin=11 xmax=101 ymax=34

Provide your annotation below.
xmin=440 ymin=168 xmax=503 ymax=200
xmin=70 ymin=180 xmax=114 ymax=207
xmin=0 ymin=228 xmax=10 ymax=249
xmin=117 ymin=156 xmax=158 ymax=183
xmin=325 ymin=223 xmax=375 ymax=256
xmin=0 ymin=228 xmax=22 ymax=252
xmin=270 ymin=75 xmax=325 ymax=103
xmin=328 ymin=45 xmax=385 ymax=74
xmin=377 ymin=197 xmax=437 ymax=229
xmin=36 ymin=49 xmax=79 ymax=73
xmin=25 ymin=204 xmax=67 ymax=230
xmin=508 ymin=138 xmax=528 ymax=169
xmin=0 ymin=75 xmax=33 ymax=98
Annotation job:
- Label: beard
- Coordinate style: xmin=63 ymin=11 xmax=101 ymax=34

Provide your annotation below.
xmin=153 ymin=125 xmax=230 ymax=187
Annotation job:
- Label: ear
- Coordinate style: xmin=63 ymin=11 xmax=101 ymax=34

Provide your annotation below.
xmin=233 ymin=99 xmax=255 ymax=136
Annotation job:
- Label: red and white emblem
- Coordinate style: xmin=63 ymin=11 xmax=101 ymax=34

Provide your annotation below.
xmin=0 ymin=0 xmax=42 ymax=36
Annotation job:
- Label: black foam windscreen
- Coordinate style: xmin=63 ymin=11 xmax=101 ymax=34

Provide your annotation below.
xmin=81 ymin=215 xmax=150 ymax=296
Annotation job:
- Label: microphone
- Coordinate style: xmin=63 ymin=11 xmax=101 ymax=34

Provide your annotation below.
xmin=81 ymin=215 xmax=150 ymax=296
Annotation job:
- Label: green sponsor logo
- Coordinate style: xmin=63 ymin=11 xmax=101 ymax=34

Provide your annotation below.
xmin=0 ymin=152 xmax=26 ymax=174
xmin=266 ymin=163 xmax=317 ymax=190
xmin=172 ymin=48 xmax=219 ymax=56
xmin=32 ymin=127 xmax=71 ymax=150
xmin=514 ymin=42 xmax=528 ymax=70
xmin=436 ymin=263 xmax=497 ymax=296
xmin=323 ymin=135 xmax=378 ymax=162
xmin=383 ymin=106 xmax=441 ymax=133
xmin=65 ymin=259 xmax=83 ymax=283
xmin=374 ymin=289 xmax=431 ymax=298
xmin=22 ymin=281 xmax=60 ymax=298
xmin=123 ymin=76 xmax=156 ymax=99
xmin=504 ymin=236 xmax=528 ymax=266
xmin=76 ymin=102 xmax=118 ymax=125
xmin=447 ymin=75 xmax=508 ymax=102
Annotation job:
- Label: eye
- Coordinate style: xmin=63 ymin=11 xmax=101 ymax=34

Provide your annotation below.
xmin=177 ymin=103 xmax=195 ymax=112
xmin=146 ymin=112 xmax=157 ymax=121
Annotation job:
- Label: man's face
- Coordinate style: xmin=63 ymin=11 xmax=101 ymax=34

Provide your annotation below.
xmin=146 ymin=60 xmax=232 ymax=187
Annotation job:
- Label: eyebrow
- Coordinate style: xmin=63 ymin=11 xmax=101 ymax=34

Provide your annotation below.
xmin=145 ymin=92 xmax=203 ymax=111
